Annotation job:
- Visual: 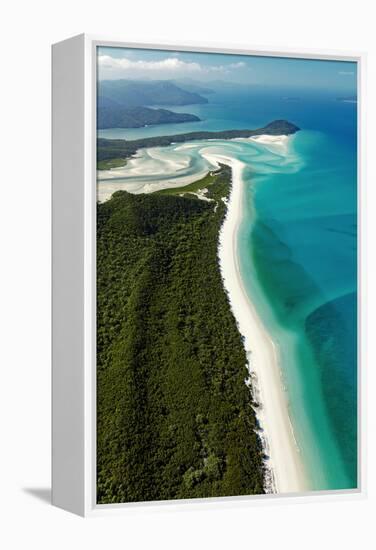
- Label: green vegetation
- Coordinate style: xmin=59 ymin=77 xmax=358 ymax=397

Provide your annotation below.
xmin=97 ymin=120 xmax=300 ymax=162
xmin=155 ymin=170 xmax=219 ymax=197
xmin=97 ymin=158 xmax=127 ymax=171
xmin=98 ymin=105 xmax=200 ymax=130
xmin=97 ymin=165 xmax=265 ymax=504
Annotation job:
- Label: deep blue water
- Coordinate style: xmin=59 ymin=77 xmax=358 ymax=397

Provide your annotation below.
xmin=99 ymin=86 xmax=357 ymax=146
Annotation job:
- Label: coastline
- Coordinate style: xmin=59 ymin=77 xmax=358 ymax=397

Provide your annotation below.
xmin=97 ymin=159 xmax=266 ymax=501
xmin=98 ymin=133 xmax=310 ymax=493
xmin=233 ymin=134 xmax=290 ymax=155
xmin=97 ymin=146 xmax=210 ymax=201
xmin=203 ymin=149 xmax=309 ymax=494
xmin=97 ymin=133 xmax=294 ymax=202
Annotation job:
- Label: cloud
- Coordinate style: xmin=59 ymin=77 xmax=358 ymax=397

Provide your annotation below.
xmin=99 ymin=55 xmax=204 ymax=74
xmin=229 ymin=61 xmax=246 ymax=69
xmin=97 ymin=55 xmax=246 ymax=77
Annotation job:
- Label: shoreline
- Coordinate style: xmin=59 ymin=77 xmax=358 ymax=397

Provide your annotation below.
xmin=203 ymin=150 xmax=309 ymax=494
xmin=233 ymin=133 xmax=290 ymax=155
xmin=97 ymin=134 xmax=310 ymax=492
xmin=97 ymin=133 xmax=293 ymax=202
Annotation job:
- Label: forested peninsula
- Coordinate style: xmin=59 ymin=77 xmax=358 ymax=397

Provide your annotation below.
xmin=98 ymin=105 xmax=200 ymax=129
xmin=97 ymin=165 xmax=265 ymax=503
xmin=97 ymin=119 xmax=300 ymax=166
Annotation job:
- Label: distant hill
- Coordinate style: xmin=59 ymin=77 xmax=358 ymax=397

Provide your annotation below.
xmin=98 ymin=96 xmax=121 ymax=108
xmin=98 ymin=105 xmax=200 ymax=129
xmin=98 ymin=79 xmax=208 ymax=107
xmin=171 ymin=79 xmax=215 ymax=95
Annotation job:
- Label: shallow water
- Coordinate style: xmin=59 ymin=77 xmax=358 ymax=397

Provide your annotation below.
xmin=237 ymin=130 xmax=357 ymax=489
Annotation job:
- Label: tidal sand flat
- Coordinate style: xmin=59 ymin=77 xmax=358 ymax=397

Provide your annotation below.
xmin=234 ymin=134 xmax=290 ymax=156
xmin=97 ymin=146 xmax=211 ymax=201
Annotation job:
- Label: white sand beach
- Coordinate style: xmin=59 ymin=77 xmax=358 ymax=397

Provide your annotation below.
xmin=97 ymin=170 xmax=210 ymax=202
xmin=249 ymin=134 xmax=290 ymax=147
xmin=97 ymin=146 xmax=212 ymax=202
xmin=97 ymin=134 xmax=294 ymax=202
xmin=234 ymin=134 xmax=290 ymax=155
xmin=203 ymin=151 xmax=309 ymax=494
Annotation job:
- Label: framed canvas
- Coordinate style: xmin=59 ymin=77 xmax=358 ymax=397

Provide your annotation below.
xmin=52 ymin=34 xmax=365 ymax=516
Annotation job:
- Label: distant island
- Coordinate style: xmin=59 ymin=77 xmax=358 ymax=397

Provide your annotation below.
xmin=170 ymin=79 xmax=215 ymax=95
xmin=97 ymin=119 xmax=300 ymax=167
xmin=98 ymin=79 xmax=209 ymax=107
xmin=98 ymin=105 xmax=200 ymax=129
xmin=97 ymin=79 xmax=208 ymax=130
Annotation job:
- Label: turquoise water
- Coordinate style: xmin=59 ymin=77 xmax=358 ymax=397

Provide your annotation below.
xmin=237 ymin=129 xmax=357 ymax=490
xmin=99 ymin=84 xmax=358 ymax=491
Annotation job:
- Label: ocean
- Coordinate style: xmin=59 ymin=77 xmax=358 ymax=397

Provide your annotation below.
xmin=98 ymin=84 xmax=358 ymax=491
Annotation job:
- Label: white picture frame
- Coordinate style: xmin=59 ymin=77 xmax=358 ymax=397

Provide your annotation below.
xmin=52 ymin=34 xmax=366 ymax=517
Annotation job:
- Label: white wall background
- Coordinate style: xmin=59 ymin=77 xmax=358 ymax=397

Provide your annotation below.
xmin=1 ymin=0 xmax=374 ymax=547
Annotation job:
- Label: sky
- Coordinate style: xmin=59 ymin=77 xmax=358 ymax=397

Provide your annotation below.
xmin=97 ymin=46 xmax=357 ymax=93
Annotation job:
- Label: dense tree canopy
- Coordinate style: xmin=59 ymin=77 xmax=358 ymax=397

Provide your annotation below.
xmin=97 ymin=165 xmax=265 ymax=503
